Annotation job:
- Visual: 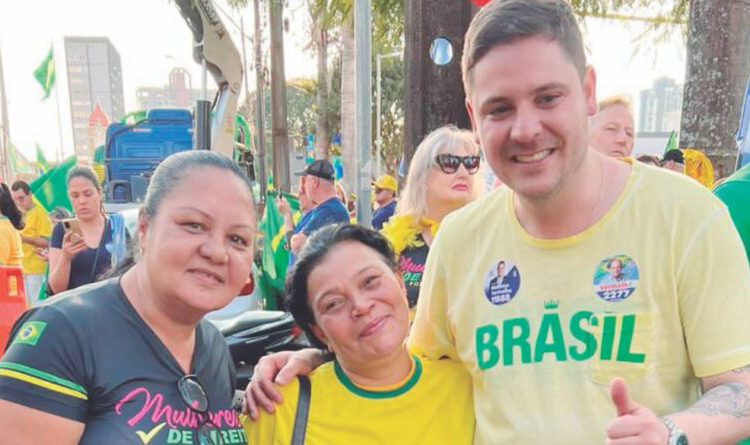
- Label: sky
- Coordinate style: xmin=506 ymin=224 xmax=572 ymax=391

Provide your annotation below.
xmin=0 ymin=0 xmax=686 ymax=161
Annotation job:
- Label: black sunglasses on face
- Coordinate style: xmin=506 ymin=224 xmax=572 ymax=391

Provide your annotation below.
xmin=178 ymin=375 xmax=224 ymax=445
xmin=435 ymin=154 xmax=481 ymax=175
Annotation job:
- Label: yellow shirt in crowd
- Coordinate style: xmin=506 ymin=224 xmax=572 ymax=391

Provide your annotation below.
xmin=20 ymin=205 xmax=52 ymax=274
xmin=0 ymin=218 xmax=23 ymax=266
xmin=409 ymin=160 xmax=750 ymax=444
xmin=243 ymin=355 xmax=474 ymax=444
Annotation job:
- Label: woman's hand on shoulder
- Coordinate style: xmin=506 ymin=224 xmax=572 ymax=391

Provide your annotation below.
xmin=244 ymin=348 xmax=326 ymax=420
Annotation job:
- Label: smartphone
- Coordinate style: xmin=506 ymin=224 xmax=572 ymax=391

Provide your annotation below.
xmin=61 ymin=218 xmax=83 ymax=240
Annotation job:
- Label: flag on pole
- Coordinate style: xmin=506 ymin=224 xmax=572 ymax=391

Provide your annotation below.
xmin=663 ymin=130 xmax=679 ymax=154
xmin=33 ymin=47 xmax=56 ymax=100
xmin=35 ymin=144 xmax=50 ymax=174
xmin=257 ymin=191 xmax=301 ymax=309
xmin=29 ymin=156 xmax=76 ymax=213
xmin=7 ymin=144 xmax=35 ymax=175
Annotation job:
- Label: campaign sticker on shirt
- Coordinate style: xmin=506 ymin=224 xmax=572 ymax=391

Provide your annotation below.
xmin=483 ymin=260 xmax=521 ymax=305
xmin=592 ymin=255 xmax=640 ymax=302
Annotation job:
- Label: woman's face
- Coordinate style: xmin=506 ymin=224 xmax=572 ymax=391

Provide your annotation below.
xmin=425 ymin=144 xmax=477 ymax=213
xmin=68 ymin=177 xmax=102 ymax=221
xmin=138 ymin=167 xmax=256 ymax=317
xmin=307 ymin=241 xmax=410 ymax=367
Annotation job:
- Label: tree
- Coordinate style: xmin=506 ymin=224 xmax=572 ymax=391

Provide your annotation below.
xmin=679 ymin=1 xmax=750 ymax=177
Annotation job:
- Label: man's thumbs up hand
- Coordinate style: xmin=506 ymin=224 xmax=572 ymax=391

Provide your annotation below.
xmin=605 ymin=378 xmax=669 ymax=444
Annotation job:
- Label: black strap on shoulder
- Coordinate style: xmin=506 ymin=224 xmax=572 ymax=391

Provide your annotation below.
xmin=291 ymin=375 xmax=311 ymax=445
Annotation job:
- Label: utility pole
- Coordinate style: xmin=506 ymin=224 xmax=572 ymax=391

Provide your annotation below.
xmin=269 ymin=0 xmax=290 ymax=192
xmin=0 ymin=40 xmax=10 ymax=181
xmin=404 ymin=0 xmax=474 ymax=169
xmin=355 ymin=0 xmax=372 ymax=226
xmin=254 ymin=0 xmax=268 ymax=200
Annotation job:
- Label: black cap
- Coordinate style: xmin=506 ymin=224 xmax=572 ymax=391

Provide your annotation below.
xmin=295 ymin=159 xmax=335 ymax=181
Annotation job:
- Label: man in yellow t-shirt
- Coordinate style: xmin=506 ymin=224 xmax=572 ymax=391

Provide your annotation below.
xmin=248 ymin=2 xmax=750 ymax=443
xmin=408 ymin=1 xmax=750 ymax=444
xmin=11 ymin=181 xmax=52 ymax=306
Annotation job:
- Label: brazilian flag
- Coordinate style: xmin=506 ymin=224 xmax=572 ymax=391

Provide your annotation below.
xmin=257 ymin=191 xmax=301 ymax=309
xmin=33 ymin=47 xmax=56 ymax=100
xmin=29 ymin=156 xmax=77 ymax=212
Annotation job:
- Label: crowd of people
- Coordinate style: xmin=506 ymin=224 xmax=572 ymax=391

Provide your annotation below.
xmin=0 ymin=0 xmax=749 ymax=444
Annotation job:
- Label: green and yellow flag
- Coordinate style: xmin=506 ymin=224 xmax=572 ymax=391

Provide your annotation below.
xmin=36 ymin=144 xmax=50 ymax=174
xmin=8 ymin=143 xmax=35 ymax=175
xmin=33 ymin=47 xmax=56 ymax=100
xmin=29 ymin=156 xmax=76 ymax=213
xmin=257 ymin=191 xmax=301 ymax=309
xmin=664 ymin=130 xmax=679 ymax=155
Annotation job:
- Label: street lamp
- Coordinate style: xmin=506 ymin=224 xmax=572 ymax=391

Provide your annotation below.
xmin=375 ymin=52 xmax=400 ymax=178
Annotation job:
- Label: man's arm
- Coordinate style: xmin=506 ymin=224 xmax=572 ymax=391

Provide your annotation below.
xmin=21 ymin=236 xmax=49 ymax=249
xmin=607 ymin=368 xmax=750 ymax=445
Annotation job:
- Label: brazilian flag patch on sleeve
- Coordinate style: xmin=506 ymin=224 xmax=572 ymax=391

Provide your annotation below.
xmin=13 ymin=321 xmax=48 ymax=346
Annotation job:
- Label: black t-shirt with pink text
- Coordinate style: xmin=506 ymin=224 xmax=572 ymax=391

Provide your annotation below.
xmin=0 ymin=279 xmax=247 ymax=445
xmin=399 ymin=235 xmax=429 ymax=307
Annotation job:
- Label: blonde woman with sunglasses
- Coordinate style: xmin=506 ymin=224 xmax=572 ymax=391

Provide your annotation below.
xmin=381 ymin=125 xmax=483 ymax=309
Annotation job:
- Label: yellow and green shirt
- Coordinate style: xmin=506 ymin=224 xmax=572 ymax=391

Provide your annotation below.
xmin=409 ymin=160 xmax=750 ymax=444
xmin=20 ymin=205 xmax=52 ymax=274
xmin=244 ymin=356 xmax=474 ymax=444
xmin=0 ymin=218 xmax=23 ymax=266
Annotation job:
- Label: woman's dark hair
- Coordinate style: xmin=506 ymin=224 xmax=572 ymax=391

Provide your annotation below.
xmin=285 ymin=224 xmax=398 ymax=350
xmin=142 ymin=150 xmax=254 ymax=219
xmin=67 ymin=166 xmax=102 ymax=191
xmin=0 ymin=183 xmax=24 ymax=230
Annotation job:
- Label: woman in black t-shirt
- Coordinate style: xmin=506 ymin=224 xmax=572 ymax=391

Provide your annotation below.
xmin=381 ymin=125 xmax=484 ymax=308
xmin=0 ymin=151 xmax=256 ymax=444
xmin=48 ymin=167 xmax=112 ymax=293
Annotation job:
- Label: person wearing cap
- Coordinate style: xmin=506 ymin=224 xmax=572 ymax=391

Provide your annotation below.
xmin=371 ymin=174 xmax=398 ymax=230
xmin=661 ymin=149 xmax=685 ymax=173
xmin=289 ymin=159 xmax=349 ymax=256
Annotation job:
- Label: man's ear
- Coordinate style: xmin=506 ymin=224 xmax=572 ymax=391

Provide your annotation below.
xmin=466 ymin=97 xmax=481 ymax=146
xmin=137 ymin=209 xmax=150 ymax=254
xmin=583 ymin=65 xmax=598 ymax=117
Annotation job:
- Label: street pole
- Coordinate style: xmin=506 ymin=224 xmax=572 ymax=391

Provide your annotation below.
xmin=375 ymin=52 xmax=400 ymax=178
xmin=355 ymin=0 xmax=372 ymax=226
xmin=0 ymin=40 xmax=10 ymax=180
xmin=269 ymin=0 xmax=290 ymax=193
xmin=253 ymin=0 xmax=267 ymax=201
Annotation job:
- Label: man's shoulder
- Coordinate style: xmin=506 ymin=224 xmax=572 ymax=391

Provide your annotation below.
xmin=441 ymin=188 xmax=509 ymax=235
xmin=39 ymin=279 xmax=123 ymax=321
xmin=315 ymin=198 xmax=349 ymax=218
xmin=633 ymin=162 xmax=723 ymax=211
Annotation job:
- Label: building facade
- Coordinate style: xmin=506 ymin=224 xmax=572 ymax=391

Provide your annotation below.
xmin=639 ymin=77 xmax=684 ymax=133
xmin=136 ymin=67 xmax=215 ymax=111
xmin=64 ymin=37 xmax=124 ymax=158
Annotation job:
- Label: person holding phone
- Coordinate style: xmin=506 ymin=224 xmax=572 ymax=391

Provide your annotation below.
xmin=48 ymin=167 xmax=117 ymax=294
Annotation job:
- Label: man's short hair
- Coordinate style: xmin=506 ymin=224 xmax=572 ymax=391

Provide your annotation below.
xmin=462 ymin=0 xmax=586 ymax=93
xmin=597 ymin=94 xmax=633 ymax=114
xmin=11 ymin=180 xmax=31 ymax=195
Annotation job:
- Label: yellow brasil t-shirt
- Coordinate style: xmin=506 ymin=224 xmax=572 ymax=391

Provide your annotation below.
xmin=20 ymin=205 xmax=52 ymax=274
xmin=409 ymin=160 xmax=750 ymax=444
xmin=243 ymin=356 xmax=474 ymax=444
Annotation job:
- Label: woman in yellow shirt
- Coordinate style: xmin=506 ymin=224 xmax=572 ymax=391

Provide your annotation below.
xmin=244 ymin=224 xmax=474 ymax=444
xmin=0 ymin=183 xmax=24 ymax=266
